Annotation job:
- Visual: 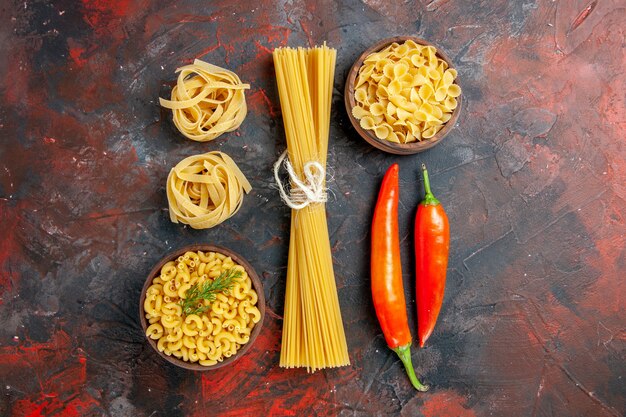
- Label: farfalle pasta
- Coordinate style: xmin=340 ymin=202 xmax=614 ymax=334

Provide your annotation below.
xmin=144 ymin=250 xmax=262 ymax=366
xmin=352 ymin=40 xmax=461 ymax=143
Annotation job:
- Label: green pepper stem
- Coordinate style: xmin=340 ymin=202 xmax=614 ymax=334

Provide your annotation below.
xmin=392 ymin=344 xmax=429 ymax=392
xmin=421 ymin=163 xmax=440 ymax=206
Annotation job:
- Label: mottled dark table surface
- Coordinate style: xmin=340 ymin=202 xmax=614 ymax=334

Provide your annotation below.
xmin=1 ymin=1 xmax=624 ymax=416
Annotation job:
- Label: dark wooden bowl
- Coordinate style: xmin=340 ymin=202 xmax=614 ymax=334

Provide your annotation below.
xmin=344 ymin=36 xmax=462 ymax=155
xmin=139 ymin=244 xmax=265 ymax=371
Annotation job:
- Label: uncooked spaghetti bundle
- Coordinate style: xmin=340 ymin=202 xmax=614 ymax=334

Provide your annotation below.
xmin=273 ymin=44 xmax=350 ymax=371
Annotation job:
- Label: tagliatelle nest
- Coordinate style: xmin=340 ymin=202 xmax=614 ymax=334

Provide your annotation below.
xmin=160 ymin=59 xmax=250 ymax=142
xmin=166 ymin=151 xmax=252 ymax=229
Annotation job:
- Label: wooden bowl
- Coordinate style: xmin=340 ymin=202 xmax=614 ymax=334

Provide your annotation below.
xmin=344 ymin=36 xmax=462 ymax=155
xmin=139 ymin=244 xmax=265 ymax=371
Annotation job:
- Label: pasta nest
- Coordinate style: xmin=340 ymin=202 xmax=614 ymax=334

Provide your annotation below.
xmin=166 ymin=151 xmax=252 ymax=229
xmin=160 ymin=59 xmax=250 ymax=142
xmin=352 ymin=40 xmax=461 ymax=143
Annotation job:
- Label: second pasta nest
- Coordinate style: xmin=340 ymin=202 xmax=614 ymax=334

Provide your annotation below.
xmin=166 ymin=151 xmax=252 ymax=230
xmin=352 ymin=40 xmax=461 ymax=144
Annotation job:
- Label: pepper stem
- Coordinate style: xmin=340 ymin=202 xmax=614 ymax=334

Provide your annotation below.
xmin=392 ymin=344 xmax=429 ymax=392
xmin=421 ymin=163 xmax=440 ymax=206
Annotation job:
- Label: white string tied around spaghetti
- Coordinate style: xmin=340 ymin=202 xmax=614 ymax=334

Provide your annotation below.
xmin=273 ymin=150 xmax=327 ymax=210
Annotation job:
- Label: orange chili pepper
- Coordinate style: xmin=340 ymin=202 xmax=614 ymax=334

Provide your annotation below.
xmin=371 ymin=163 xmax=428 ymax=391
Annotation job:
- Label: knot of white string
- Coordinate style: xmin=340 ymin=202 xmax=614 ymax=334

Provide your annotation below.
xmin=273 ymin=150 xmax=327 ymax=210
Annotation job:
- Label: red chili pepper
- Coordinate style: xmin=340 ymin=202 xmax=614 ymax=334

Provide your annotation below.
xmin=415 ymin=163 xmax=450 ymax=347
xmin=371 ymin=163 xmax=428 ymax=392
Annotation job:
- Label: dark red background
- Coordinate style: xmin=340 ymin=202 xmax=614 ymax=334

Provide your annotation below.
xmin=1 ymin=0 xmax=624 ymax=416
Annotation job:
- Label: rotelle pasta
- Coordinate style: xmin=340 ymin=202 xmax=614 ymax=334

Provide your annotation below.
xmin=159 ymin=59 xmax=250 ymax=142
xmin=166 ymin=151 xmax=252 ymax=229
xmin=144 ymin=250 xmax=261 ymax=366
xmin=352 ymin=40 xmax=461 ymax=143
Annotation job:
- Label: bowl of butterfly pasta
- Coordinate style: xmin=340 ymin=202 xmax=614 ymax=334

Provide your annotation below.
xmin=140 ymin=244 xmax=265 ymax=370
xmin=345 ymin=36 xmax=462 ymax=155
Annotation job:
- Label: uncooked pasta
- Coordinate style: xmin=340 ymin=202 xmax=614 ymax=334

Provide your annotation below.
xmin=144 ymin=250 xmax=261 ymax=366
xmin=160 ymin=59 xmax=250 ymax=142
xmin=352 ymin=40 xmax=460 ymax=143
xmin=166 ymin=151 xmax=251 ymax=229
xmin=273 ymin=44 xmax=350 ymax=371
